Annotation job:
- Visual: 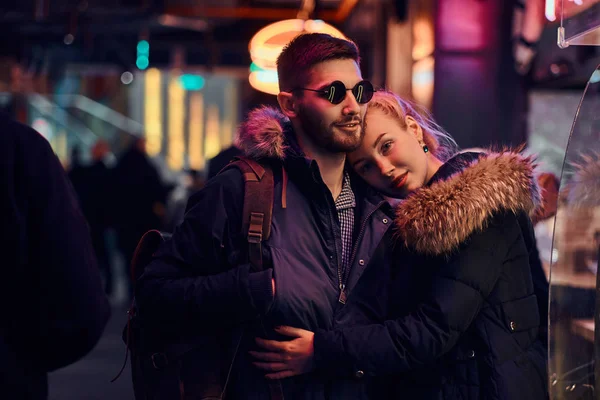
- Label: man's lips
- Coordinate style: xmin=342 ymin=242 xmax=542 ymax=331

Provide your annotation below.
xmin=335 ymin=120 xmax=361 ymax=128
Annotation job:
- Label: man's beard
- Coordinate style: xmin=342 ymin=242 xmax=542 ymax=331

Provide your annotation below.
xmin=297 ymin=104 xmax=363 ymax=153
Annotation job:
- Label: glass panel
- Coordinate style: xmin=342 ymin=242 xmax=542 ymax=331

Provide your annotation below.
xmin=549 ymin=65 xmax=600 ymax=399
xmin=559 ymin=0 xmax=600 ymax=47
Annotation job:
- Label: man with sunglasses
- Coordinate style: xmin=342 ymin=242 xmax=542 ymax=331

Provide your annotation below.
xmin=136 ymin=33 xmax=395 ymax=400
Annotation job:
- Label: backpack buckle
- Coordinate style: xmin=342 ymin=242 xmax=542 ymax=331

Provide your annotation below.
xmin=247 ymin=231 xmax=262 ymax=244
xmin=151 ymin=353 xmax=169 ymax=369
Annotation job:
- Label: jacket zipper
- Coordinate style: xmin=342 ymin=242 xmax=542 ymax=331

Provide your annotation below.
xmin=338 ymin=200 xmax=387 ymax=304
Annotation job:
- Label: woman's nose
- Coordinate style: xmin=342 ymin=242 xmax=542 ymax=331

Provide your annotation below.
xmin=377 ymin=160 xmax=393 ymax=177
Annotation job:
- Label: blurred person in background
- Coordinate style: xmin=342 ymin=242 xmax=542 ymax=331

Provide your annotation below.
xmin=531 ymin=172 xmax=560 ymax=226
xmin=205 ymin=144 xmax=242 ymax=180
xmin=0 ymin=112 xmax=110 ymax=399
xmin=68 ymin=140 xmax=114 ymax=295
xmin=112 ymin=136 xmax=169 ymax=299
xmin=165 ymin=168 xmax=206 ymax=231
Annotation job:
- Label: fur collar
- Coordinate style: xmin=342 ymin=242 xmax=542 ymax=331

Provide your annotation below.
xmin=235 ymin=106 xmax=290 ymax=160
xmin=394 ymin=151 xmax=541 ymax=256
xmin=234 ymin=108 xmax=541 ymax=257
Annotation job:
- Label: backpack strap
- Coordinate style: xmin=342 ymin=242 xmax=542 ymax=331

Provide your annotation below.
xmin=223 ymin=157 xmax=274 ymax=271
xmin=220 ymin=157 xmax=285 ymax=400
xmin=113 ymin=229 xmax=171 ymax=383
xmin=130 ymin=230 xmax=172 ymax=284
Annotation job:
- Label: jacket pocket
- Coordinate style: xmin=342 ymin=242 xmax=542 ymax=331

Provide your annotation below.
xmin=445 ymin=347 xmax=480 ymax=387
xmin=500 ymin=294 xmax=540 ymax=348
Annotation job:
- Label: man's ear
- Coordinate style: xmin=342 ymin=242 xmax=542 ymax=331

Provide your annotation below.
xmin=277 ymin=92 xmax=298 ymax=118
xmin=405 ymin=115 xmax=424 ymax=142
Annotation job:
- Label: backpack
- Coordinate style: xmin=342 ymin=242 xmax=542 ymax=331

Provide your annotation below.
xmin=112 ymin=156 xmax=286 ymax=400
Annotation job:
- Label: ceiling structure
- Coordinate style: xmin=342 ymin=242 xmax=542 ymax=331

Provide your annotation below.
xmin=2 ymin=0 xmax=599 ymax=89
xmin=0 ymin=0 xmax=368 ymax=72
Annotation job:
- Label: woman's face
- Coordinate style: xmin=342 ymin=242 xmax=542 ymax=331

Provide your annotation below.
xmin=348 ymin=109 xmax=434 ymax=198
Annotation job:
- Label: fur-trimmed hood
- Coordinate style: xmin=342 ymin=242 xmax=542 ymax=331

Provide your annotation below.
xmin=234 ymin=108 xmax=541 ymax=256
xmin=394 ymin=151 xmax=542 ymax=256
xmin=234 ymin=106 xmax=290 ymax=160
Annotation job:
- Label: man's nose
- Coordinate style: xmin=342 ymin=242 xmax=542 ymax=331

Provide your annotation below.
xmin=341 ymin=92 xmax=360 ymax=115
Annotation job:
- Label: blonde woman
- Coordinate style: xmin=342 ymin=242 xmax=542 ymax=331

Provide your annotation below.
xmin=247 ymin=90 xmax=548 ymax=400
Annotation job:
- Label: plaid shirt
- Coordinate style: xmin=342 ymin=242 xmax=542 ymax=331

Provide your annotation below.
xmin=335 ymin=171 xmax=356 ymax=277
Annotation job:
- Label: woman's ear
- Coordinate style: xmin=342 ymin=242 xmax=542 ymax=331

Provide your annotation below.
xmin=405 ymin=115 xmax=424 ymax=142
xmin=277 ymin=92 xmax=298 ymax=118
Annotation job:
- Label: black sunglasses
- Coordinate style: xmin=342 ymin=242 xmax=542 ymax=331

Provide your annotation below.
xmin=292 ymin=80 xmax=374 ymax=105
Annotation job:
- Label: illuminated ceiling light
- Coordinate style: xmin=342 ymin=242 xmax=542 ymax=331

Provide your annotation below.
xmin=249 ymin=70 xmax=280 ymax=95
xmin=412 ymin=17 xmax=434 ymax=61
xmin=121 ymin=71 xmax=134 ymax=85
xmin=188 ymin=92 xmax=205 ymax=170
xmin=250 ymin=62 xmax=264 ymax=73
xmin=137 ymin=40 xmax=150 ymax=70
xmin=136 ymin=56 xmax=149 ymax=70
xmin=249 ymin=19 xmax=346 ymax=71
xmin=255 ymin=70 xmax=278 ymax=83
xmin=179 ymin=74 xmax=205 ymax=90
xmin=248 ymin=0 xmax=346 ymax=95
xmin=137 ymin=40 xmax=150 ymax=53
xmin=144 ymin=68 xmax=162 ymax=156
xmin=204 ymin=105 xmax=221 ymax=159
xmin=412 ymin=56 xmax=434 ymax=109
xmin=545 ymin=0 xmax=556 ymax=22
xmin=168 ymin=75 xmax=185 ymax=170
xmin=221 ymin=80 xmax=237 ymax=148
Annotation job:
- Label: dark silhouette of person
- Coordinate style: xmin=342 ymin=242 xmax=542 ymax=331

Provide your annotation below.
xmin=206 ymin=145 xmax=242 ymax=180
xmin=112 ymin=137 xmax=168 ymax=298
xmin=0 ymin=112 xmax=110 ymax=399
xmin=68 ymin=140 xmax=114 ymax=295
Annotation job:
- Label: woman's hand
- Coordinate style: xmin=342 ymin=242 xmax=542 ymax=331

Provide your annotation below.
xmin=250 ymin=326 xmax=315 ymax=379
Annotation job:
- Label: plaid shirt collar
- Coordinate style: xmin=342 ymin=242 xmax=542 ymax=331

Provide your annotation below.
xmin=335 ymin=171 xmax=356 ymax=211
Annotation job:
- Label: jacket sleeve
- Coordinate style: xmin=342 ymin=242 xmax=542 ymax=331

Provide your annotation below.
xmin=313 ymin=212 xmax=523 ymax=377
xmin=517 ymin=213 xmax=549 ymax=345
xmin=135 ymin=169 xmax=274 ymax=328
xmin=25 ymin=132 xmax=111 ymax=371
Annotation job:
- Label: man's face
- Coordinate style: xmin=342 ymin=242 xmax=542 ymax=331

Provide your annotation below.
xmin=295 ymin=59 xmax=366 ymax=153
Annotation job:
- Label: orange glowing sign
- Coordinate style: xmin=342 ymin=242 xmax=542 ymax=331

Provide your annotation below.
xmin=249 ymin=19 xmax=347 ymax=71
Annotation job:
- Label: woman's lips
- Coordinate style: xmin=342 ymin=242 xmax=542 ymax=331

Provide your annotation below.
xmin=391 ymin=172 xmax=408 ymax=189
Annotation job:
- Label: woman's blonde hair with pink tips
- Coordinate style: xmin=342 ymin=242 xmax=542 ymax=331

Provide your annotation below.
xmin=365 ymin=90 xmax=458 ymax=162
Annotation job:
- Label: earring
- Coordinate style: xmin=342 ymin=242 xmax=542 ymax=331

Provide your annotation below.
xmin=423 ymin=145 xmax=429 ymax=153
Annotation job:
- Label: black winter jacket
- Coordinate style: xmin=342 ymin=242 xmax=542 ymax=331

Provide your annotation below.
xmin=313 ymin=151 xmax=549 ymax=400
xmin=136 ymin=107 xmax=396 ymax=399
